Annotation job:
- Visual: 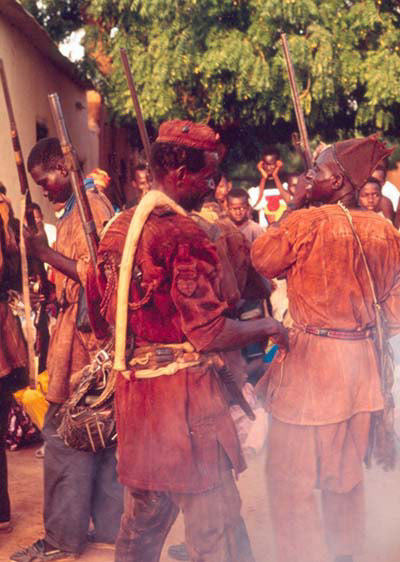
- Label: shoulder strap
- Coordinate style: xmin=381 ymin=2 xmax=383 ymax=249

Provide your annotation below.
xmin=337 ymin=202 xmax=379 ymax=304
xmin=337 ymin=201 xmax=385 ymax=356
xmin=113 ymin=190 xmax=187 ymax=377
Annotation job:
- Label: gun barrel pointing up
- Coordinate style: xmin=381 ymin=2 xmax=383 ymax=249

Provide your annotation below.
xmin=280 ymin=34 xmax=313 ymax=169
xmin=48 ymin=92 xmax=98 ymax=268
xmin=120 ymin=48 xmax=153 ymax=178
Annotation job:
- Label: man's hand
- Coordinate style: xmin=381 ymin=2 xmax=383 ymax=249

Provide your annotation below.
xmin=24 ymin=223 xmax=49 ymax=259
xmin=269 ymin=319 xmax=289 ymax=363
xmin=269 ymin=319 xmax=289 ymax=352
xmin=272 ymin=160 xmax=283 ymax=177
xmin=69 ymin=366 xmax=86 ymax=394
xmin=312 ymin=142 xmax=330 ymax=162
xmin=257 ymin=160 xmax=268 ymax=179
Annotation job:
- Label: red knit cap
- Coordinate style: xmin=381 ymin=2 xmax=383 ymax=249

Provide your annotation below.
xmin=156 ymin=120 xmax=220 ymax=151
xmin=332 ymin=134 xmax=393 ymax=190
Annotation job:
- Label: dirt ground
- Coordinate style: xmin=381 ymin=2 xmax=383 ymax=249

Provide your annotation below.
xmin=1 ymin=438 xmax=400 ymax=562
xmin=3 ymin=361 xmax=400 ymax=562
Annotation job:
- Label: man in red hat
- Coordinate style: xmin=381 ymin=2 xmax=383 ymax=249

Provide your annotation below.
xmin=86 ymin=119 xmax=288 ymax=562
xmin=251 ymin=135 xmax=400 ymax=562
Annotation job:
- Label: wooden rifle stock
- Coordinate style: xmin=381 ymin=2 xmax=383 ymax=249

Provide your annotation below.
xmin=120 ymin=48 xmax=153 ymax=177
xmin=48 ymin=93 xmax=98 ymax=267
xmin=281 ymin=34 xmax=313 ymax=169
xmin=0 ymin=59 xmax=37 ymax=388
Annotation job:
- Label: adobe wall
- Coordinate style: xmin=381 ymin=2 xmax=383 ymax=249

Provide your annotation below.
xmin=0 ymin=15 xmax=99 ymax=224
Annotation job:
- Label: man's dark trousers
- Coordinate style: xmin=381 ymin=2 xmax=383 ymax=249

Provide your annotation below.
xmin=42 ymin=403 xmax=123 ymax=553
xmin=0 ymin=378 xmax=13 ymax=523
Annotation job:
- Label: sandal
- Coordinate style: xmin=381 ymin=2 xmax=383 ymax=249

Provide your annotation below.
xmin=10 ymin=539 xmax=76 ymax=561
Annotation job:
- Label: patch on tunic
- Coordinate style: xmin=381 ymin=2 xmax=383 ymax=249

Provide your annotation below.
xmin=175 ymin=243 xmax=198 ymax=297
xmin=176 ymin=274 xmax=197 ymax=297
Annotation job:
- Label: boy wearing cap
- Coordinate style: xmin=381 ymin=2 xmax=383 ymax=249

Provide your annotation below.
xmin=86 ymin=119 xmax=288 ymax=562
xmin=251 ymin=135 xmax=400 ymax=562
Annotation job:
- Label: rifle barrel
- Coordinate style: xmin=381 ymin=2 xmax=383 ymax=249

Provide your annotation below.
xmin=48 ymin=93 xmax=98 ymax=267
xmin=120 ymin=48 xmax=152 ymax=170
xmin=281 ymin=34 xmax=313 ymax=169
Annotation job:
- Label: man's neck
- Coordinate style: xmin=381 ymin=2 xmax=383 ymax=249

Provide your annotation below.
xmin=328 ymin=186 xmax=358 ymax=209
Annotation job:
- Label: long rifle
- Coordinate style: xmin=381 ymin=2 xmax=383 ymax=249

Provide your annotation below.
xmin=48 ymin=93 xmax=98 ymax=267
xmin=0 ymin=59 xmax=37 ymax=388
xmin=120 ymin=48 xmax=152 ymax=177
xmin=281 ymin=34 xmax=313 ymax=169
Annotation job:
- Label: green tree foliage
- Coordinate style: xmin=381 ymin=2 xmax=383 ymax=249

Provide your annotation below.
xmin=22 ymin=0 xmax=85 ymax=43
xmin=23 ymin=0 xmax=400 ymax=152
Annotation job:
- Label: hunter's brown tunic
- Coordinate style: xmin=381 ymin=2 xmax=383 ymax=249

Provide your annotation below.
xmin=252 ymin=205 xmax=400 ymax=425
xmin=88 ymin=206 xmax=246 ymax=493
xmin=46 ymin=189 xmax=113 ymax=403
xmin=251 ymin=204 xmax=400 ymax=562
xmin=0 ymin=198 xmax=26 ymax=379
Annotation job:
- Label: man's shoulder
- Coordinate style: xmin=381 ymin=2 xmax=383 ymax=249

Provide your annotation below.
xmin=288 ymin=205 xmax=400 ymax=244
xmin=98 ymin=204 xmax=210 ymax=257
xmin=276 ymin=205 xmax=361 ymax=240
xmin=278 ymin=205 xmax=328 ymax=231
xmin=350 ymin=208 xmax=400 ymax=240
xmin=87 ymin=188 xmax=114 ymax=214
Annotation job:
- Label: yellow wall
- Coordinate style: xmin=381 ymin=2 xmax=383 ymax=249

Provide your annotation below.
xmin=0 ymin=15 xmax=99 ymax=224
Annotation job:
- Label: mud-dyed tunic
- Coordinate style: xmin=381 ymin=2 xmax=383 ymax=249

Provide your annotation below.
xmin=251 ymin=205 xmax=400 ymax=425
xmin=0 ymin=197 xmax=26 ymax=379
xmin=87 ymin=206 xmax=247 ymax=493
xmin=46 ymin=188 xmax=114 ymax=403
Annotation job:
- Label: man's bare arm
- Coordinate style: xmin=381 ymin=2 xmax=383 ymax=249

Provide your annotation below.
xmin=25 ymin=223 xmax=79 ymax=282
xmin=204 ymin=317 xmax=288 ymax=352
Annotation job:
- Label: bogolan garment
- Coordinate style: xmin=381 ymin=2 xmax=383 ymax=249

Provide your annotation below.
xmin=87 ymin=205 xmax=254 ymax=562
xmin=46 ymin=187 xmax=114 ymax=404
xmin=0 ymin=202 xmax=27 ymax=525
xmin=251 ymin=204 xmax=400 ymax=562
xmin=89 ymin=206 xmax=245 ymax=492
xmin=0 ymin=196 xmax=26 ymax=379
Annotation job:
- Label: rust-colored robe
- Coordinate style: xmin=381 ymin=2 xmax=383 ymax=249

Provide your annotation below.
xmin=46 ymin=189 xmax=114 ymax=403
xmin=251 ymin=204 xmax=400 ymax=562
xmin=0 ymin=198 xmax=26 ymax=379
xmin=251 ymin=205 xmax=400 ymax=425
xmin=87 ymin=206 xmax=247 ymax=493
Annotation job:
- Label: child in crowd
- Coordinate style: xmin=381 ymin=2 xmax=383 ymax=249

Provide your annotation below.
xmin=358 ymin=177 xmax=383 ymax=214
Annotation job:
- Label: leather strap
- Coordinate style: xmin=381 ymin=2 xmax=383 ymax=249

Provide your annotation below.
xmin=294 ymin=323 xmax=373 ymax=340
